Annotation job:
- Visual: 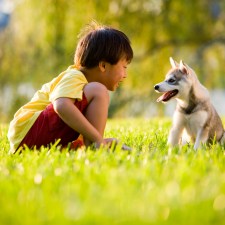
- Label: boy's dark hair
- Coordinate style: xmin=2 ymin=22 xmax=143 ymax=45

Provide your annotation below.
xmin=74 ymin=22 xmax=133 ymax=68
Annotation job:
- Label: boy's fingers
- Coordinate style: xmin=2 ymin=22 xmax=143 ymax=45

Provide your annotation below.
xmin=122 ymin=144 xmax=132 ymax=151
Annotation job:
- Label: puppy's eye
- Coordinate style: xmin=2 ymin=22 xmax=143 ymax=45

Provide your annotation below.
xmin=168 ymin=78 xmax=175 ymax=83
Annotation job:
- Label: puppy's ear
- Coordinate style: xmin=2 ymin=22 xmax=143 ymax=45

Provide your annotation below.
xmin=169 ymin=57 xmax=179 ymax=68
xmin=179 ymin=60 xmax=188 ymax=74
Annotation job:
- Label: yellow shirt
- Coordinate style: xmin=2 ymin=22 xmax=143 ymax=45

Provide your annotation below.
xmin=7 ymin=65 xmax=88 ymax=153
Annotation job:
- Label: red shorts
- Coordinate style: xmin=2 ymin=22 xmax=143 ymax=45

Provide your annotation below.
xmin=18 ymin=94 xmax=88 ymax=150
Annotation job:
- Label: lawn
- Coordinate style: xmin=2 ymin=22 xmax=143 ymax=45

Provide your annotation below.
xmin=0 ymin=118 xmax=225 ymax=225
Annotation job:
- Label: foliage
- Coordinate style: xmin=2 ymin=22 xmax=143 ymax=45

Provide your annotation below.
xmin=1 ymin=0 xmax=225 ymax=120
xmin=1 ymin=118 xmax=225 ymax=225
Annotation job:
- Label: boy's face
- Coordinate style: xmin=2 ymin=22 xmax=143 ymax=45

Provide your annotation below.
xmin=103 ymin=58 xmax=129 ymax=91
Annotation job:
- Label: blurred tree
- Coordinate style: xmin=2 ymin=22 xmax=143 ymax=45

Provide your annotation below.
xmin=1 ymin=0 xmax=225 ymax=120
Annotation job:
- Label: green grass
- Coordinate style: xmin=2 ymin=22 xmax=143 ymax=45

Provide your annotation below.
xmin=0 ymin=118 xmax=225 ymax=225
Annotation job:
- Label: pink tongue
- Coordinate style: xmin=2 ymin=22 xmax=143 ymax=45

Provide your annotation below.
xmin=157 ymin=95 xmax=165 ymax=102
xmin=156 ymin=90 xmax=177 ymax=102
xmin=157 ymin=92 xmax=170 ymax=102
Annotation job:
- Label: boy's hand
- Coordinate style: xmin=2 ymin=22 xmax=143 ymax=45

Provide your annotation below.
xmin=102 ymin=138 xmax=132 ymax=151
xmin=121 ymin=144 xmax=132 ymax=151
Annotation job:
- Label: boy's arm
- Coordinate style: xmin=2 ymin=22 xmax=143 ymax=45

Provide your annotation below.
xmin=53 ymin=97 xmax=104 ymax=145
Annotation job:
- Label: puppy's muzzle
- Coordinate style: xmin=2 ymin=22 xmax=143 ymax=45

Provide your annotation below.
xmin=154 ymin=85 xmax=160 ymax=91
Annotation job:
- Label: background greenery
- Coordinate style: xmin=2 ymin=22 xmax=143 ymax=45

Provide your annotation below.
xmin=1 ymin=118 xmax=225 ymax=225
xmin=1 ymin=0 xmax=225 ymax=121
xmin=1 ymin=1 xmax=225 ymax=224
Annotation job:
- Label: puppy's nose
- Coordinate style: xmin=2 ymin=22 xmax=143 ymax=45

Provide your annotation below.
xmin=154 ymin=85 xmax=159 ymax=90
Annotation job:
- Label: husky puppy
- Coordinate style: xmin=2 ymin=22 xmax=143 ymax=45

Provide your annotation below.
xmin=154 ymin=57 xmax=225 ymax=149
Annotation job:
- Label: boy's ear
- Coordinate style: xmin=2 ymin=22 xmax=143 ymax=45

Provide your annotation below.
xmin=99 ymin=61 xmax=106 ymax=72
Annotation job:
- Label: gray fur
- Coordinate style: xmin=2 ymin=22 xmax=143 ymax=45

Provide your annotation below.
xmin=154 ymin=57 xmax=225 ymax=149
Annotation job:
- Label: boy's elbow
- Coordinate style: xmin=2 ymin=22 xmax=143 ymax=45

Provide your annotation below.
xmin=53 ymin=98 xmax=69 ymax=115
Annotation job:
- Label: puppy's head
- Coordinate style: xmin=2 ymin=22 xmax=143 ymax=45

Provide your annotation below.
xmin=154 ymin=57 xmax=192 ymax=103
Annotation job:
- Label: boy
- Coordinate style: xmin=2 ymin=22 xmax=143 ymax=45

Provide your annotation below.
xmin=8 ymin=22 xmax=133 ymax=153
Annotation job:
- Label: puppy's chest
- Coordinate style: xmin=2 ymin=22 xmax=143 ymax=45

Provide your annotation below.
xmin=183 ymin=111 xmax=208 ymax=134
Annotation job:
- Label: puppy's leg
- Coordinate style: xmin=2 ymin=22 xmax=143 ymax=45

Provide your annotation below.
xmin=168 ymin=126 xmax=183 ymax=147
xmin=220 ymin=132 xmax=225 ymax=144
xmin=181 ymin=129 xmax=191 ymax=145
xmin=168 ymin=112 xmax=184 ymax=147
xmin=194 ymin=128 xmax=209 ymax=150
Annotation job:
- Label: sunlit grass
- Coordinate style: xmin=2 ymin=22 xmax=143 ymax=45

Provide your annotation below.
xmin=0 ymin=118 xmax=225 ymax=225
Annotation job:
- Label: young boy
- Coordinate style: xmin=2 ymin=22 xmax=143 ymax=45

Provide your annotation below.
xmin=7 ymin=22 xmax=133 ymax=153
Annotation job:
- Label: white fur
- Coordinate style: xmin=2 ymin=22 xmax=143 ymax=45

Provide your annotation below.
xmin=168 ymin=110 xmax=208 ymax=149
xmin=155 ymin=57 xmax=225 ymax=150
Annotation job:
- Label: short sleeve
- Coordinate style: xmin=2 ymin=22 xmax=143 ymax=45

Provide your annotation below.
xmin=49 ymin=71 xmax=88 ymax=102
